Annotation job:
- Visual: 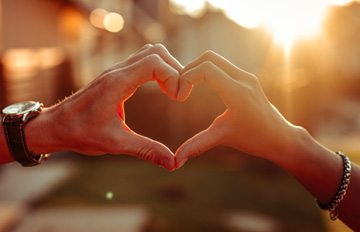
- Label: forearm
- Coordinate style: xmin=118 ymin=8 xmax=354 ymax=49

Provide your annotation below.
xmin=274 ymin=126 xmax=360 ymax=229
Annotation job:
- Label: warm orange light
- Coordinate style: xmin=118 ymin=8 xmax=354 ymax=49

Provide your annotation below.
xmin=2 ymin=49 xmax=39 ymax=78
xmin=2 ymin=47 xmax=66 ymax=79
xmin=170 ymin=0 xmax=355 ymax=50
xmin=59 ymin=6 xmax=85 ymax=40
xmin=37 ymin=47 xmax=66 ymax=69
xmin=89 ymin=8 xmax=108 ymax=29
xmin=169 ymin=0 xmax=206 ymax=17
xmin=104 ymin=12 xmax=125 ymax=33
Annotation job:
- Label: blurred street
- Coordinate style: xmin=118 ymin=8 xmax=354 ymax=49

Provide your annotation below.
xmin=1 ymin=0 xmax=360 ymax=231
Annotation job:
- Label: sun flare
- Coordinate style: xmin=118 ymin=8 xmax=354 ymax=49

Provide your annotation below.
xmin=170 ymin=0 xmax=354 ymax=51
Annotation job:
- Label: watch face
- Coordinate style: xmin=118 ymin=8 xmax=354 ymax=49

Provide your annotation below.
xmin=2 ymin=101 xmax=41 ymax=115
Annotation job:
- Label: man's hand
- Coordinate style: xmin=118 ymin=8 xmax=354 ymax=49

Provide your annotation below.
xmin=25 ymin=44 xmax=183 ymax=171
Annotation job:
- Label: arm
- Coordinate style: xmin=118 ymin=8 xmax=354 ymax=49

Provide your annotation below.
xmin=1 ymin=43 xmax=182 ymax=171
xmin=175 ymin=50 xmax=360 ymax=229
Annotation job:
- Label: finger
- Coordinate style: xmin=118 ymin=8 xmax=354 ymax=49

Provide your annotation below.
xmin=182 ymin=50 xmax=255 ymax=82
xmin=121 ymin=54 xmax=180 ymax=100
xmin=175 ymin=127 xmax=221 ymax=169
xmin=99 ymin=44 xmax=154 ymax=77
xmin=121 ymin=132 xmax=176 ymax=171
xmin=127 ymin=43 xmax=183 ymax=72
xmin=100 ymin=43 xmax=183 ymax=79
xmin=176 ymin=77 xmax=193 ymax=102
xmin=178 ymin=61 xmax=237 ymax=104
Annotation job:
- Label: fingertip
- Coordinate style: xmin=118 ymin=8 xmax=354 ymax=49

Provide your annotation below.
xmin=174 ymin=144 xmax=190 ymax=168
xmin=155 ymin=63 xmax=180 ymax=100
xmin=151 ymin=142 xmax=176 ymax=171
xmin=155 ymin=156 xmax=176 ymax=172
xmin=176 ymin=79 xmax=193 ymax=102
xmin=175 ymin=156 xmax=188 ymax=169
xmin=124 ymin=133 xmax=176 ymax=170
xmin=165 ymin=155 xmax=176 ymax=171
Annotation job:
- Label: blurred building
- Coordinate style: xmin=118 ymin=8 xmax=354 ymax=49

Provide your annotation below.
xmin=0 ymin=0 xmax=82 ymax=106
xmin=1 ymin=0 xmax=360 ymax=136
xmin=1 ymin=1 xmax=360 ymax=231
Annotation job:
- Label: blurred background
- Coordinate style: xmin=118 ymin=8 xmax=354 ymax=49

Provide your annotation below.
xmin=0 ymin=0 xmax=360 ymax=231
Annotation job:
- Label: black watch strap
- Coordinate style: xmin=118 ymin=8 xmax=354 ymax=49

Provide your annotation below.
xmin=3 ymin=120 xmax=42 ymax=167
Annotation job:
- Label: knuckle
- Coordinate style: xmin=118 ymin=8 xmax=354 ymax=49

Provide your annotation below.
xmin=245 ymin=75 xmax=261 ymax=93
xmin=199 ymin=60 xmax=216 ymax=72
xmin=137 ymin=142 xmax=155 ymax=161
xmin=236 ymin=81 xmax=256 ymax=99
xmin=200 ymin=50 xmax=216 ymax=61
xmin=247 ymin=73 xmax=259 ymax=84
xmin=99 ymin=71 xmax=117 ymax=88
xmin=152 ymin=43 xmax=167 ymax=55
xmin=143 ymin=43 xmax=153 ymax=48
xmin=144 ymin=53 xmax=162 ymax=66
xmin=188 ymin=138 xmax=203 ymax=157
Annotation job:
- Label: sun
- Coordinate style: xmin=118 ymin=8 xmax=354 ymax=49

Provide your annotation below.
xmin=260 ymin=0 xmax=329 ymax=53
xmin=170 ymin=0 xmax=354 ymax=52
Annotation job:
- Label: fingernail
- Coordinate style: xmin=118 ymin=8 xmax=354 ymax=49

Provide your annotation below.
xmin=157 ymin=160 xmax=170 ymax=170
xmin=158 ymin=162 xmax=166 ymax=170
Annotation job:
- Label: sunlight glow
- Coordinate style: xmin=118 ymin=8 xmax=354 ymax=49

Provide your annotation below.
xmin=170 ymin=0 xmax=207 ymax=17
xmin=170 ymin=0 xmax=354 ymax=50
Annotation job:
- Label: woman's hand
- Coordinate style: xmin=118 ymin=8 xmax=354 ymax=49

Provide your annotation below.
xmin=175 ymin=51 xmax=300 ymax=168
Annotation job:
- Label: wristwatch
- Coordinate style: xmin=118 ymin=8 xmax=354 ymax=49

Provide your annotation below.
xmin=1 ymin=101 xmax=49 ymax=166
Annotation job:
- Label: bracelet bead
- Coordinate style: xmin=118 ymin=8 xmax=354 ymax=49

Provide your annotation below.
xmin=316 ymin=151 xmax=351 ymax=220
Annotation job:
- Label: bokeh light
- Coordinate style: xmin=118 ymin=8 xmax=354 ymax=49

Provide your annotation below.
xmin=89 ymin=8 xmax=108 ymax=29
xmin=103 ymin=12 xmax=125 ymax=33
xmin=106 ymin=191 xmax=114 ymax=200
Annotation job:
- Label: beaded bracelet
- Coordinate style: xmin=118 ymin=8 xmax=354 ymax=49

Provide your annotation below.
xmin=317 ymin=151 xmax=352 ymax=220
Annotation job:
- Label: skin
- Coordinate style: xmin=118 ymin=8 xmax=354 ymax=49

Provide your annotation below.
xmin=1 ymin=45 xmax=358 ymax=229
xmin=175 ymin=50 xmax=360 ymax=230
xmin=0 ymin=44 xmax=183 ymax=171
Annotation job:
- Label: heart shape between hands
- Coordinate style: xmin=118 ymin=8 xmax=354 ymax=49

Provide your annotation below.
xmin=111 ymin=44 xmax=276 ymax=172
xmin=111 ymin=44 xmax=215 ymax=172
xmin=115 ymin=45 xmax=232 ymax=172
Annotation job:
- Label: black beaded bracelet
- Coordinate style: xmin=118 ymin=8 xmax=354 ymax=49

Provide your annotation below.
xmin=317 ymin=151 xmax=352 ymax=220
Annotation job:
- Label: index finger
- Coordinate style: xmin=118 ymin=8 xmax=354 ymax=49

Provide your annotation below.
xmin=101 ymin=44 xmax=183 ymax=78
xmin=115 ymin=54 xmax=180 ymax=100
xmin=182 ymin=50 xmax=255 ymax=81
xmin=178 ymin=60 xmax=238 ymax=104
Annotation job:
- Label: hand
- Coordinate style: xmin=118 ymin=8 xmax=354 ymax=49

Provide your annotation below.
xmin=175 ymin=51 xmax=300 ymax=168
xmin=26 ymin=44 xmax=182 ymax=171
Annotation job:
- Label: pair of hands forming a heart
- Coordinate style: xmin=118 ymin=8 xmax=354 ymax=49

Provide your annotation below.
xmin=15 ymin=44 xmax=360 ymax=230
xmin=25 ymin=44 xmax=298 ymax=171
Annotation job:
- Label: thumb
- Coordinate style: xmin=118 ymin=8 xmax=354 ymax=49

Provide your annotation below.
xmin=121 ymin=132 xmax=175 ymax=171
xmin=175 ymin=127 xmax=221 ymax=169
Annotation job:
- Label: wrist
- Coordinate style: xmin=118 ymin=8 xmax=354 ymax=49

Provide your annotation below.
xmin=272 ymin=125 xmax=344 ymax=204
xmin=262 ymin=123 xmax=308 ymax=167
xmin=271 ymin=125 xmax=315 ymax=167
xmin=25 ymin=106 xmax=64 ymax=154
